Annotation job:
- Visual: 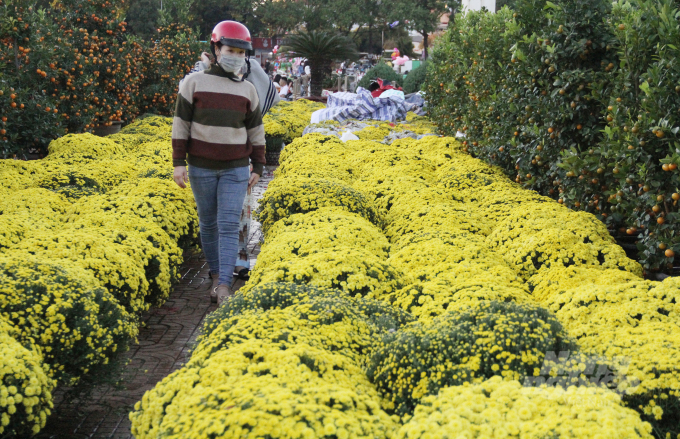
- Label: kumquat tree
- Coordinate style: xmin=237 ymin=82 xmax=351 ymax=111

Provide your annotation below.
xmin=426 ymin=0 xmax=680 ymax=276
xmin=0 ymin=0 xmax=204 ymax=158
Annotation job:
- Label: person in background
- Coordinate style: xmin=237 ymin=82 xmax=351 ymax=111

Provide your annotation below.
xmin=172 ymin=20 xmax=265 ymax=305
xmin=264 ymin=59 xmax=271 ymax=75
xmin=302 ymin=62 xmax=311 ymax=96
xmin=300 ymin=61 xmax=310 ymax=97
xmin=273 ymin=73 xmax=282 ymax=93
xmin=279 ymin=77 xmax=290 ymax=98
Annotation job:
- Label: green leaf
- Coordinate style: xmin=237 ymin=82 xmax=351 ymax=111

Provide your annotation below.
xmin=639 ymin=80 xmax=651 ymax=96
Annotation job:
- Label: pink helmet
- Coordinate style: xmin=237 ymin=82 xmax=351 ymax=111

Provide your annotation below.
xmin=211 ymin=21 xmax=252 ymax=51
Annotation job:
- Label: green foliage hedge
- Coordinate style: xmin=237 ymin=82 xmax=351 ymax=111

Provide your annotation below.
xmin=425 ymin=0 xmax=680 ymax=273
xmin=358 ymin=62 xmax=404 ymax=89
xmin=403 ymin=62 xmax=428 ymax=94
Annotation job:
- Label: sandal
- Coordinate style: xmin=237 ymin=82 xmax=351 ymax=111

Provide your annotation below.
xmin=209 ymin=270 xmax=219 ymax=303
xmin=215 ymin=284 xmax=234 ymax=305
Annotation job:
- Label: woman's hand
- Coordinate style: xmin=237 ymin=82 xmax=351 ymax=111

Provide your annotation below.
xmin=174 ymin=166 xmax=188 ymax=188
xmin=248 ymin=172 xmax=260 ymax=190
xmin=201 ymin=52 xmax=211 ymax=65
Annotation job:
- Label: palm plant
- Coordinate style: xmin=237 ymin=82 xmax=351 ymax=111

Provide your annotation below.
xmin=282 ymin=31 xmax=359 ymax=97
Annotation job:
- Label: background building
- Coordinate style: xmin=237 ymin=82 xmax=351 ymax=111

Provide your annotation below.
xmin=462 ymin=0 xmax=497 ymax=11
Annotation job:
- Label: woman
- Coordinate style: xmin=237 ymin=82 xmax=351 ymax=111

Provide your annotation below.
xmin=301 ymin=61 xmax=310 ymax=96
xmin=272 ymin=74 xmax=282 ymax=94
xmin=180 ymin=32 xmax=279 ymax=296
xmin=172 ymin=21 xmax=265 ymax=305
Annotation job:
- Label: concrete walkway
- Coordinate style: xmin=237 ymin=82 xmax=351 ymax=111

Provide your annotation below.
xmin=36 ymin=167 xmax=274 ymax=439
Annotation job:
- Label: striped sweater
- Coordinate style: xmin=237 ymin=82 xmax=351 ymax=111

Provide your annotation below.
xmin=172 ymin=65 xmax=266 ymax=175
xmin=183 ymin=60 xmax=280 ymax=116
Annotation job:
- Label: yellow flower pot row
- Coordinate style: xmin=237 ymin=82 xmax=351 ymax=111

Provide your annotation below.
xmin=0 ymin=116 xmax=198 ymax=436
xmin=263 ymin=100 xmax=326 ymax=145
xmin=131 ymin=114 xmax=669 ymax=437
xmin=276 ymin=133 xmax=665 ymax=436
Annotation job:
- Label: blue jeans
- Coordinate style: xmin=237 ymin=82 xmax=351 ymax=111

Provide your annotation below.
xmin=188 ymin=165 xmax=250 ymax=285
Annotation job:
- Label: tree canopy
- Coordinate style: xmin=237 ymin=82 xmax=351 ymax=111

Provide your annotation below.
xmin=387 ymin=0 xmax=460 ymax=58
xmin=123 ymin=0 xmax=453 ymax=58
xmin=281 ymin=30 xmax=359 ymax=95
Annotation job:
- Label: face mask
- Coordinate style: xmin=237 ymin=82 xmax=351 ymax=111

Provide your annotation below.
xmin=218 ymin=54 xmax=245 ymax=73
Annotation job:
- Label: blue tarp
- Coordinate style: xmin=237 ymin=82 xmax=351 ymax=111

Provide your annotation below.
xmin=311 ymin=87 xmax=416 ymax=123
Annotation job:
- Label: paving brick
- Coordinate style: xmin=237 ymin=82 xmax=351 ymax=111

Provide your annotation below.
xmin=36 ymin=167 xmax=274 ymax=438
